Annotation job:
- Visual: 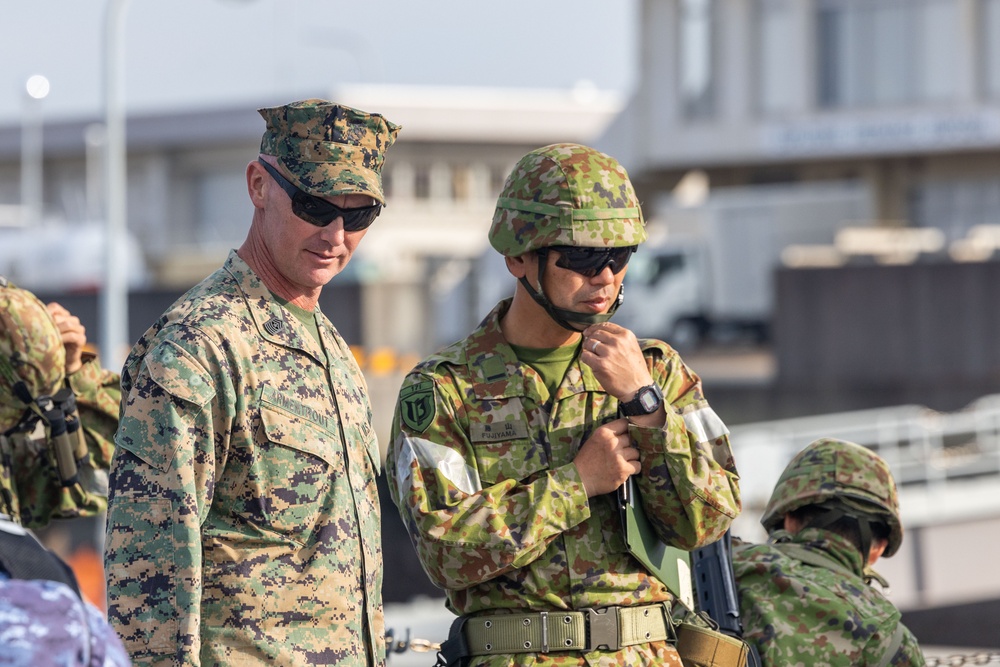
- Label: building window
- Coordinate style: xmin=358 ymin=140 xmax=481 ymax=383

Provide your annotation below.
xmin=196 ymin=170 xmax=249 ymax=246
xmin=680 ymin=0 xmax=716 ymax=119
xmin=451 ymin=164 xmax=471 ymax=201
xmin=756 ymin=0 xmax=797 ymax=115
xmin=817 ymin=0 xmax=959 ymax=109
xmin=985 ymin=0 xmax=1000 ymax=98
xmin=414 ymin=165 xmax=431 ymax=200
xmin=490 ymin=165 xmax=510 ymax=197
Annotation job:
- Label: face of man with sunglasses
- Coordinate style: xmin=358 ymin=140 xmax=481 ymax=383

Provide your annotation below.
xmin=509 ymin=246 xmax=629 ymax=335
xmin=242 ymin=156 xmax=378 ymax=309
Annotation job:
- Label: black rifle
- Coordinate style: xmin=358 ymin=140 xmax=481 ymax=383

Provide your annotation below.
xmin=691 ymin=530 xmax=762 ymax=667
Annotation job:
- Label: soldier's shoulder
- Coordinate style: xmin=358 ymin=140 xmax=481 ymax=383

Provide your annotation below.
xmin=409 ymin=340 xmax=469 ymax=376
xmin=146 ymin=274 xmax=247 ymax=342
xmin=637 ymin=337 xmax=679 ymax=359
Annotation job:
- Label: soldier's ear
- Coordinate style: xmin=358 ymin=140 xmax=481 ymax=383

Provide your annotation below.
xmin=505 ymin=252 xmax=537 ymax=279
xmin=782 ymin=513 xmax=804 ymax=534
xmin=247 ymin=159 xmax=269 ymax=208
xmin=867 ymin=537 xmax=889 ymax=566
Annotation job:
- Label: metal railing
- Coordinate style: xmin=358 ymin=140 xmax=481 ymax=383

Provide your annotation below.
xmin=729 ymin=394 xmax=1000 ymax=521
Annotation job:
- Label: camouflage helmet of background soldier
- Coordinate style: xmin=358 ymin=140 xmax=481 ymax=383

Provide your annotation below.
xmin=488 ymin=143 xmax=647 ymax=330
xmin=761 ymin=437 xmax=903 ymax=558
xmin=0 ymin=278 xmax=65 ymax=433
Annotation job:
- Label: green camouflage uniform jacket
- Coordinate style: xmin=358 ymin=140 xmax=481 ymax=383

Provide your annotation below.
xmin=387 ymin=300 xmax=741 ymax=667
xmin=1 ymin=355 xmax=119 ymax=528
xmin=732 ymin=528 xmax=925 ymax=666
xmin=104 ymin=251 xmax=383 ymax=667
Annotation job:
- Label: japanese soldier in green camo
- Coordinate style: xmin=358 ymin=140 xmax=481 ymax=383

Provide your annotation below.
xmin=387 ymin=143 xmax=742 ymax=667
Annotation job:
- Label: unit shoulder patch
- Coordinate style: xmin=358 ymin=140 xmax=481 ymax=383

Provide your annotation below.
xmin=400 ymin=380 xmax=435 ymax=433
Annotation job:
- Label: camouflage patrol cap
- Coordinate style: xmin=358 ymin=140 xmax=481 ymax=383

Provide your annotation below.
xmin=489 ymin=143 xmax=647 ymax=257
xmin=761 ymin=438 xmax=903 ymax=557
xmin=0 ymin=279 xmax=65 ymax=432
xmin=258 ymin=99 xmax=400 ymax=204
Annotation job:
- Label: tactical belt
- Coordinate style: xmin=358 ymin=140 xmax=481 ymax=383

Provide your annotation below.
xmin=459 ymin=602 xmax=674 ymax=656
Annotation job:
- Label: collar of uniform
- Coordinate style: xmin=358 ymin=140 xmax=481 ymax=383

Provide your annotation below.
xmin=783 ymin=526 xmax=866 ymax=578
xmin=466 ymin=299 xmax=535 ymax=402
xmin=222 ymin=250 xmax=326 ymax=365
xmin=466 ymin=299 xmax=604 ymax=403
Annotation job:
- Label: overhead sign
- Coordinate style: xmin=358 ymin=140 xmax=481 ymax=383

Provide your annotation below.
xmin=761 ymin=110 xmax=1000 ymax=156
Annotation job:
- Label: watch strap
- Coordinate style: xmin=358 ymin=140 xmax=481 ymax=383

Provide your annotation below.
xmin=620 ymin=383 xmax=664 ymax=417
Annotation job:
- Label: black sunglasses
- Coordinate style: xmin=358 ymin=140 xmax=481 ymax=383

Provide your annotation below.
xmin=258 ymin=158 xmax=382 ymax=231
xmin=549 ymin=245 xmax=637 ymax=278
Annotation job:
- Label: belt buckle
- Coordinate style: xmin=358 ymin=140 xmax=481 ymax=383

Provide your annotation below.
xmin=585 ymin=607 xmax=620 ymax=652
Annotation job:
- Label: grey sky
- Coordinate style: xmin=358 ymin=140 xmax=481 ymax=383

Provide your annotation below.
xmin=0 ymin=0 xmax=638 ymax=125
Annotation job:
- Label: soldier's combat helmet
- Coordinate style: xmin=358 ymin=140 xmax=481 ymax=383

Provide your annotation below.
xmin=488 ymin=143 xmax=647 ymax=331
xmin=761 ymin=438 xmax=903 ymax=558
xmin=0 ymin=278 xmax=65 ymax=434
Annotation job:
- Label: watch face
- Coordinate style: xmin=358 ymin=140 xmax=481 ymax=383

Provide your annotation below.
xmin=639 ymin=388 xmax=659 ymax=412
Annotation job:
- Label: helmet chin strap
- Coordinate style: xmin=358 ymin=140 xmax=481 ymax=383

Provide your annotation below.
xmin=518 ymin=249 xmax=624 ymax=332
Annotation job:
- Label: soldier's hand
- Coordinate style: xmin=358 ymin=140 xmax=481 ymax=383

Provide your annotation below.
xmin=573 ymin=418 xmax=641 ymax=497
xmin=46 ymin=302 xmax=87 ymax=375
xmin=581 ymin=322 xmax=653 ymax=401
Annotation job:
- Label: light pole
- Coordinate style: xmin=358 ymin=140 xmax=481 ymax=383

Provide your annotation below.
xmin=21 ymin=74 xmax=50 ymax=228
xmin=100 ymin=0 xmax=131 ymax=367
xmin=98 ymin=0 xmax=258 ymax=365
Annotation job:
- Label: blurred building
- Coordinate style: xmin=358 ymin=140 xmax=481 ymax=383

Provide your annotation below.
xmin=597 ymin=1 xmax=1000 ymax=653
xmin=601 ymin=0 xmax=1000 ymax=244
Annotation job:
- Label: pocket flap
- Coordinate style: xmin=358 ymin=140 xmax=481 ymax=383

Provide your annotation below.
xmin=260 ymin=405 xmax=339 ymax=469
xmin=145 ymin=340 xmax=216 ymax=407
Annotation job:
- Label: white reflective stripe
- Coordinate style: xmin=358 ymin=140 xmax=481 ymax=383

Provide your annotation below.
xmin=395 ymin=436 xmax=417 ymax=501
xmin=397 ymin=435 xmax=481 ymax=496
xmin=682 ymin=406 xmax=729 ymax=443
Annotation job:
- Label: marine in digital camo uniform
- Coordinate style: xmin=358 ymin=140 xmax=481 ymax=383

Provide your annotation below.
xmin=0 ymin=279 xmax=130 ymax=667
xmin=732 ymin=438 xmax=924 ymax=666
xmin=103 ymin=100 xmax=399 ymax=666
xmin=387 ymin=144 xmax=742 ymax=667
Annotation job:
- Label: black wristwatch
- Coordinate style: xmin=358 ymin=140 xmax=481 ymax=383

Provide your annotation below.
xmin=619 ymin=383 xmax=664 ymax=417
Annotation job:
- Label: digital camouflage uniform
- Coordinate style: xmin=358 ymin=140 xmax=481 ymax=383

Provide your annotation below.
xmin=0 ymin=279 xmax=119 ymax=528
xmin=387 ymin=144 xmax=741 ymax=667
xmin=104 ymin=100 xmax=399 ymax=667
xmin=732 ymin=438 xmax=925 ymax=666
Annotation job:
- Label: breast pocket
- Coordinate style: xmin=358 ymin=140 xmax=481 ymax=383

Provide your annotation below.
xmin=239 ymin=406 xmax=343 ymax=545
xmin=471 ymin=438 xmax=548 ymax=486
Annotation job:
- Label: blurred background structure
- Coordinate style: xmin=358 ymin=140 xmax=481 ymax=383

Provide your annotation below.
xmin=2 ymin=0 xmax=999 ymax=659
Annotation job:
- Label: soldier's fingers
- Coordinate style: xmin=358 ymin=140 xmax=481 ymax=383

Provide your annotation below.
xmin=46 ymin=301 xmax=68 ymax=317
xmin=596 ymin=418 xmax=629 ymax=437
xmin=621 ymin=445 xmax=640 ymax=462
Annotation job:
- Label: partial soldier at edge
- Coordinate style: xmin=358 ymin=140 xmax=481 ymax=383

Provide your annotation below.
xmin=0 ymin=278 xmax=130 ymax=666
xmin=732 ymin=437 xmax=925 ymax=666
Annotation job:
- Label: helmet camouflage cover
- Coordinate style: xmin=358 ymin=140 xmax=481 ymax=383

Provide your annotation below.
xmin=489 ymin=143 xmax=647 ymax=257
xmin=761 ymin=438 xmax=903 ymax=557
xmin=0 ymin=279 xmax=64 ymax=433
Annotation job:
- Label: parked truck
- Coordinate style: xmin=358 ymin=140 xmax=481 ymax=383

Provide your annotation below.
xmin=615 ymin=182 xmax=873 ymax=348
